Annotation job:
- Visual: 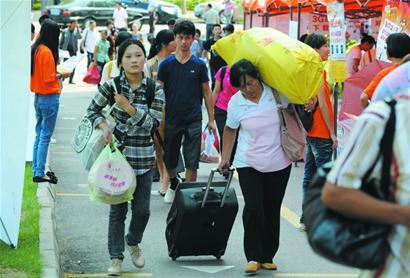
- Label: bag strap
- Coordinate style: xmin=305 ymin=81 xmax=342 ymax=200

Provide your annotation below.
xmin=107 ymin=61 xmax=114 ymax=80
xmin=361 ymin=99 xmax=396 ymax=198
xmin=220 ymin=66 xmax=227 ymax=92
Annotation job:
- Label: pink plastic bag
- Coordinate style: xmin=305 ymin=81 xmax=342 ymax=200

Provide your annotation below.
xmin=83 ymin=64 xmax=101 ymax=85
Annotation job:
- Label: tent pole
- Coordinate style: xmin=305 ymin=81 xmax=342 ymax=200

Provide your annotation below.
xmin=333 ymin=82 xmax=339 ymax=160
xmin=290 ymin=6 xmax=293 ymax=20
xmin=297 ymin=2 xmax=302 ymax=39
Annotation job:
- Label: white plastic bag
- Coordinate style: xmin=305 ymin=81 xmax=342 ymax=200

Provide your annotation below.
xmin=203 ymin=129 xmax=215 ymax=157
xmin=88 ymin=144 xmax=136 ymax=204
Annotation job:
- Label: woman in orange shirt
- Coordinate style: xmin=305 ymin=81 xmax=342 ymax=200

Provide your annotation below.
xmin=30 ymin=19 xmax=69 ymax=184
xmin=360 ymin=33 xmax=410 ymax=108
xmin=300 ymin=33 xmax=337 ymax=230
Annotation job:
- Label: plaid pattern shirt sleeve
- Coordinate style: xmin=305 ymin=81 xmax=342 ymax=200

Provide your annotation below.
xmin=86 ymin=75 xmax=165 ymax=175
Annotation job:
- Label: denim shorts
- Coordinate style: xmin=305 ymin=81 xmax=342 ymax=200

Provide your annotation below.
xmin=163 ymin=121 xmax=202 ymax=170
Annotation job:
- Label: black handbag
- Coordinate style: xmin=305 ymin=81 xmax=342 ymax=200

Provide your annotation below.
xmin=294 ymin=104 xmax=314 ymax=132
xmin=303 ymin=99 xmax=396 ymax=269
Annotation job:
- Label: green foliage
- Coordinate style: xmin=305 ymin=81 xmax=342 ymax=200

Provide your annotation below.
xmin=167 ymin=0 xmax=202 ymax=11
xmin=0 ymin=163 xmax=41 ymax=278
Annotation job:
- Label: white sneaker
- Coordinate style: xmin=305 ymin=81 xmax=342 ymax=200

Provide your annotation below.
xmin=108 ymin=258 xmax=122 ymax=276
xmin=126 ymin=242 xmax=145 ymax=268
xmin=299 ymin=223 xmax=306 ymax=232
xmin=164 ymin=188 xmax=176 ymax=204
xmin=50 ymin=138 xmax=57 ymax=144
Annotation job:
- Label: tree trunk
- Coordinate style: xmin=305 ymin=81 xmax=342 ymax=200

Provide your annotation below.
xmin=181 ymin=0 xmax=187 ymax=14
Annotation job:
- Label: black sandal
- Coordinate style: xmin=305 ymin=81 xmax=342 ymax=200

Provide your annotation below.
xmin=33 ymin=176 xmax=58 ymax=184
xmin=46 ymin=171 xmax=56 ymax=178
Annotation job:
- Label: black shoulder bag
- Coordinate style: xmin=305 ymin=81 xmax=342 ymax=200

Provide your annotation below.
xmin=303 ymin=99 xmax=396 ymax=269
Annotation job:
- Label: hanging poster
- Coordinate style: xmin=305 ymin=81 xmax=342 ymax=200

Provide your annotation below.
xmin=327 ymin=2 xmax=346 ymax=60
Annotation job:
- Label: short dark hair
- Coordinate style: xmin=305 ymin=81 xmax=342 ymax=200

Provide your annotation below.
xmin=386 ymin=33 xmax=410 ymax=59
xmin=299 ymin=33 xmax=308 ymax=43
xmin=195 ymin=28 xmax=201 ymax=36
xmin=167 ymin=19 xmax=176 ymax=26
xmin=70 ymin=19 xmax=77 ymax=24
xmin=223 ymin=24 xmax=234 ymax=34
xmin=213 ymin=24 xmax=221 ymax=29
xmin=31 ymin=23 xmax=35 ymax=34
xmin=361 ymin=35 xmax=375 ymax=45
xmin=115 ymin=31 xmax=132 ymax=48
xmin=100 ymin=30 xmax=108 ymax=36
xmin=304 ymin=33 xmax=327 ymax=49
xmin=39 ymin=14 xmax=50 ymax=25
xmin=207 ymin=3 xmax=212 ymax=8
xmin=105 ymin=20 xmax=113 ymax=26
xmin=117 ymin=39 xmax=146 ymax=68
xmin=230 ymin=59 xmax=261 ymax=88
xmin=173 ymin=20 xmax=195 ymax=37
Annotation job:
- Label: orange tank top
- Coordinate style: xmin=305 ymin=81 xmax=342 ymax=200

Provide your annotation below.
xmin=307 ymin=71 xmax=334 ymax=139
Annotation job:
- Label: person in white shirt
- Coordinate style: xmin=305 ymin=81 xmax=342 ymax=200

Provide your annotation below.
xmin=202 ymin=3 xmax=220 ymax=40
xmin=346 ymin=35 xmax=375 ymax=78
xmin=81 ymin=20 xmax=99 ymax=68
xmin=113 ymin=1 xmax=128 ymax=30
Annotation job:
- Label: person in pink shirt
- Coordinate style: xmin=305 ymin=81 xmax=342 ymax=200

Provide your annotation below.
xmin=212 ymin=66 xmax=238 ymax=163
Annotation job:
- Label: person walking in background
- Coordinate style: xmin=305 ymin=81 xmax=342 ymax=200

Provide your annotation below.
xmin=212 ymin=65 xmax=238 ymax=166
xmin=113 ymin=1 xmax=128 ymax=30
xmin=299 ymin=33 xmax=336 ymax=231
xmin=31 ymin=19 xmax=70 ymax=184
xmin=167 ymin=19 xmax=176 ymax=31
xmin=346 ymin=35 xmax=375 ymax=78
xmin=93 ymin=30 xmax=111 ymax=75
xmin=147 ymin=29 xmax=176 ymax=195
xmin=322 ymin=90 xmax=410 ymax=277
xmin=218 ymin=59 xmax=292 ymax=275
xmin=147 ymin=0 xmax=157 ymax=34
xmin=105 ymin=20 xmax=116 ymax=60
xmin=360 ymin=33 xmax=410 ymax=108
xmin=131 ymin=21 xmax=144 ymax=42
xmin=203 ymin=24 xmax=227 ymax=89
xmin=157 ymin=20 xmax=216 ymax=203
xmin=100 ymin=31 xmax=132 ymax=84
xmin=86 ymin=40 xmax=164 ymax=276
xmin=190 ymin=28 xmax=204 ymax=58
xmin=374 ymin=56 xmax=410 ymax=101
xmin=81 ymin=20 xmax=99 ymax=68
xmin=223 ymin=0 xmax=235 ymax=24
xmin=202 ymin=3 xmax=219 ymax=40
xmin=59 ymin=19 xmax=81 ymax=84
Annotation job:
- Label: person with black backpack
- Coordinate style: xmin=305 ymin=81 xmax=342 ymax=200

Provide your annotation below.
xmin=86 ymin=40 xmax=164 ymax=276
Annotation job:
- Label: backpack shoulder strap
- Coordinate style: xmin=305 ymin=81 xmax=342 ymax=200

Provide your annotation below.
xmin=220 ymin=66 xmax=227 ymax=91
xmin=108 ymin=76 xmax=121 ymax=106
xmin=146 ymin=78 xmax=156 ymax=109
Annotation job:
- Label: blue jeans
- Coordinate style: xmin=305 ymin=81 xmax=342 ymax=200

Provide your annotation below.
xmin=32 ymin=94 xmax=60 ymax=177
xmin=108 ymin=170 xmax=153 ymax=260
xmin=86 ymin=51 xmax=94 ymax=68
xmin=301 ymin=137 xmax=333 ymax=222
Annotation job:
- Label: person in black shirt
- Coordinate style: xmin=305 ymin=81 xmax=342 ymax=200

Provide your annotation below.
xmin=203 ymin=24 xmax=226 ymax=90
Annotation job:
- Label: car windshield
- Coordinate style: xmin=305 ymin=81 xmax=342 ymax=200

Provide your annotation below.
xmin=59 ymin=0 xmax=91 ymax=7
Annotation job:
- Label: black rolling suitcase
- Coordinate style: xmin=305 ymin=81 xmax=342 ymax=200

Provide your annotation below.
xmin=165 ymin=168 xmax=238 ymax=261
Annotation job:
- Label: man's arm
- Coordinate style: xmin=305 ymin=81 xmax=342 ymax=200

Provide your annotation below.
xmin=202 ymin=82 xmax=216 ymax=132
xmin=322 ymin=182 xmax=410 ymax=227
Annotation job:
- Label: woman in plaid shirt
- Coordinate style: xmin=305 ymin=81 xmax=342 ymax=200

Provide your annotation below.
xmin=86 ymin=39 xmax=164 ymax=276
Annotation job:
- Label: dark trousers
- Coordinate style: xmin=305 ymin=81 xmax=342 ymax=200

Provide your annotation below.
xmin=237 ymin=165 xmax=291 ymax=263
xmin=206 ymin=24 xmax=214 ymax=40
xmin=214 ymin=106 xmax=237 ymax=163
xmin=148 ymin=12 xmax=155 ymax=34
xmin=86 ymin=51 xmax=94 ymax=68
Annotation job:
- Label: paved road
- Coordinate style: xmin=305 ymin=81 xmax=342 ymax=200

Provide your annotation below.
xmin=48 ymin=27 xmax=359 ymax=277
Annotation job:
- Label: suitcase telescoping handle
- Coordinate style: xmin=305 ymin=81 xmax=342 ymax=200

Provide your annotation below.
xmin=201 ymin=167 xmax=235 ymax=208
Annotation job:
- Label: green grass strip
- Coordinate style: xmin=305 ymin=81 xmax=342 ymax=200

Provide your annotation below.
xmin=0 ymin=163 xmax=41 ymax=278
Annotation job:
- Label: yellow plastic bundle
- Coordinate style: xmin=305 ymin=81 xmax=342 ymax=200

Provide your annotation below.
xmin=213 ymin=28 xmax=324 ymax=104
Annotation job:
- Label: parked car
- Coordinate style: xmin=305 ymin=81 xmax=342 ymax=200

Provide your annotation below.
xmin=194 ymin=2 xmax=235 ymax=24
xmin=122 ymin=0 xmax=182 ymax=24
xmin=43 ymin=0 xmax=149 ymax=28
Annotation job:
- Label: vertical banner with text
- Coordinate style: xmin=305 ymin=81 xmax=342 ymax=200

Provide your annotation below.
xmin=327 ymin=2 xmax=346 ymax=61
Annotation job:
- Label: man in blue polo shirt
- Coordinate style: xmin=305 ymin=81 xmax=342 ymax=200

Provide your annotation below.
xmin=158 ymin=20 xmax=216 ymax=203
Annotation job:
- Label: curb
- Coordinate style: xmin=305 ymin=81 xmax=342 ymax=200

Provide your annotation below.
xmin=37 ymin=181 xmax=61 ymax=278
